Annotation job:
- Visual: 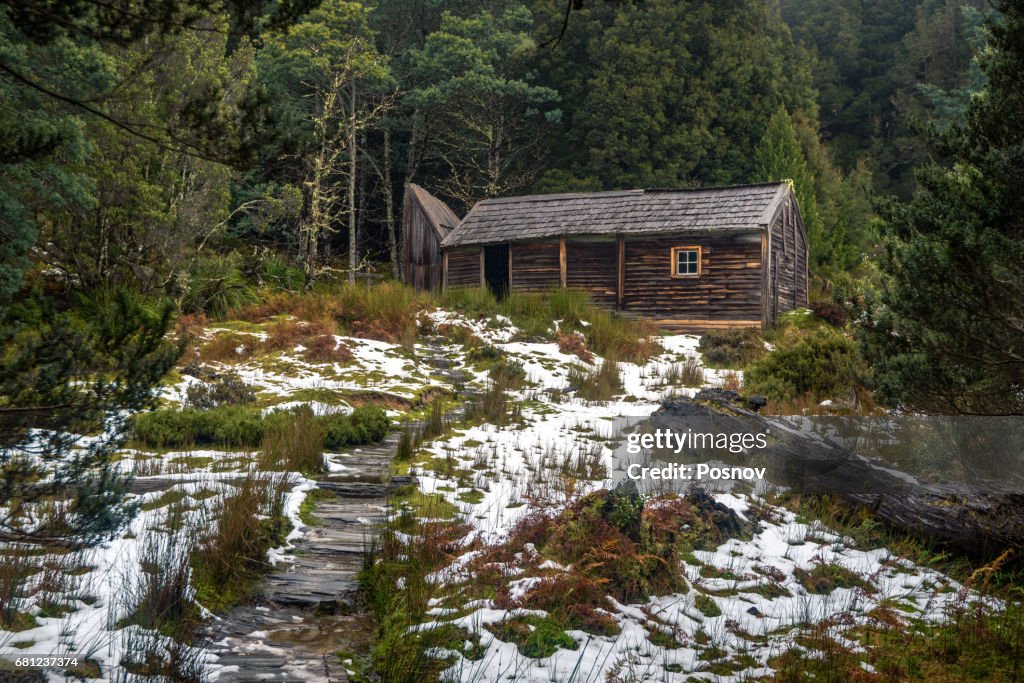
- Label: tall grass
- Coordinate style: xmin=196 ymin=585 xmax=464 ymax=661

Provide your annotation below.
xmin=438 ymin=286 xmax=659 ymax=362
xmin=191 ymin=473 xmax=294 ymax=613
xmin=228 ymin=280 xmax=431 ymax=345
xmin=259 ymin=405 xmax=325 ymax=474
xmin=567 ymin=360 xmax=622 ymax=402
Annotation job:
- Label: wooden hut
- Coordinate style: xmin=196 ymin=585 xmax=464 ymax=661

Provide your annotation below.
xmin=441 ymin=183 xmax=808 ymax=332
xmin=401 ymin=184 xmax=461 ymax=291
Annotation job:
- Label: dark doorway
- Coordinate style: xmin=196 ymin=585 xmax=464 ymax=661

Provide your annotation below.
xmin=484 ymin=244 xmax=510 ymax=298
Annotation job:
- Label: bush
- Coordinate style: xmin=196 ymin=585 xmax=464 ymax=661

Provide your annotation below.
xmin=744 ymin=327 xmax=864 ymax=403
xmin=322 ymin=405 xmax=389 ymax=450
xmin=181 ymin=253 xmax=259 ymax=319
xmin=698 ymin=329 xmax=766 ymax=368
xmin=132 ymin=406 xmax=264 ymax=449
xmin=811 ymin=301 xmax=847 ymax=327
xmin=303 ymin=334 xmax=352 ymax=364
xmin=184 ymin=372 xmax=255 ymax=410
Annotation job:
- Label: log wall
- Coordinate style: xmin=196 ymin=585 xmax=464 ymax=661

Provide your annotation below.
xmin=445 ymin=247 xmax=482 ymax=287
xmin=565 ymin=240 xmax=618 ymax=307
xmin=765 ymin=195 xmax=809 ymax=325
xmin=509 ymin=241 xmax=560 ymax=292
xmin=622 ymin=233 xmax=764 ymax=329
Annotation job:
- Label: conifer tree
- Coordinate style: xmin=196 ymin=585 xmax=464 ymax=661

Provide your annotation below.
xmin=867 ymin=1 xmax=1024 ymax=414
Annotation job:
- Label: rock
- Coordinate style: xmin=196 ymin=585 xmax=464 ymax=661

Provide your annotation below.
xmin=747 ymin=395 xmax=768 ymax=411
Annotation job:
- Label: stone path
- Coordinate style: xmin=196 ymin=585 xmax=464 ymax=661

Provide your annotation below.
xmin=199 ymin=338 xmax=469 ymax=682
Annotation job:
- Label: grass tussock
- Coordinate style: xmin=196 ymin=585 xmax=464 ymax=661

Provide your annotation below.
xmin=259 ymin=404 xmax=325 ymax=473
xmin=438 ymin=287 xmax=660 ymax=363
xmin=744 ymin=326 xmax=870 ymax=409
xmin=698 ymin=329 xmax=767 ymax=368
xmin=191 ymin=473 xmax=293 ymax=613
xmin=567 ymin=359 xmax=622 ymax=401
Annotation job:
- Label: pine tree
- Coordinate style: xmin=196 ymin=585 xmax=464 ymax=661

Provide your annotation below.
xmin=753 ymin=107 xmax=822 ymax=265
xmin=867 ymin=1 xmax=1024 ymax=414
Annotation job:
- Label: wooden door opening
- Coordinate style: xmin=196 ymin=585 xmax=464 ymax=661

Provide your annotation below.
xmin=484 ymin=244 xmax=510 ymax=298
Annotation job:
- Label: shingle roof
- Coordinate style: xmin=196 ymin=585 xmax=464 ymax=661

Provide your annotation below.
xmin=408 ymin=184 xmax=461 ymax=239
xmin=441 ymin=183 xmax=791 ymax=248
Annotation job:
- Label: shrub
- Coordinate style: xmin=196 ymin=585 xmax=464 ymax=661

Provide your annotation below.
xmin=698 ymin=329 xmax=766 ymax=368
xmin=812 ymin=300 xmax=847 ymax=327
xmin=322 ymin=405 xmax=389 ymax=450
xmin=184 ymin=372 xmax=255 ymax=409
xmin=264 ymin=318 xmax=336 ymax=353
xmin=132 ymin=406 xmax=264 ymax=449
xmin=744 ymin=327 xmax=864 ymax=403
xmin=181 ymin=253 xmax=259 ymax=319
xmin=198 ymin=332 xmax=256 ymax=362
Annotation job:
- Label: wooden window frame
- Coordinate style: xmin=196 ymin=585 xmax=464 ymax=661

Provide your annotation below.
xmin=670 ymin=246 xmax=702 ymax=278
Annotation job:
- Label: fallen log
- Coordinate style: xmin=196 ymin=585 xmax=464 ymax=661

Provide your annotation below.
xmin=637 ymin=391 xmax=1024 ymax=558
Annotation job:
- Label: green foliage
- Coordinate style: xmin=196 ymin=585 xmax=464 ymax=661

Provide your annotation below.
xmin=181 ymin=253 xmax=259 ymax=319
xmin=745 ymin=327 xmax=864 ymax=403
xmin=132 ymin=405 xmax=264 ymax=449
xmin=183 ymin=372 xmax=255 ymax=410
xmin=133 ymin=403 xmax=388 ymax=452
xmin=866 ymin=1 xmax=1024 ymax=414
xmin=753 ymin=108 xmax=821 ymax=261
xmin=529 ymin=0 xmax=817 ymax=189
xmin=698 ymin=330 xmax=767 ymax=369
xmin=406 ymin=4 xmax=560 ymax=204
xmin=322 ymin=405 xmax=390 ymax=450
xmin=0 ymin=287 xmax=179 ymax=545
xmin=486 ymin=616 xmax=578 ymax=658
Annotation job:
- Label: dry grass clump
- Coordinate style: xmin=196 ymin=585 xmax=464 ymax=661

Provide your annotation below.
xmin=228 ymin=281 xmax=430 ymax=346
xmin=567 ymin=359 xmax=622 ymax=401
xmin=303 ymin=334 xmax=353 ymax=363
xmin=191 ymin=473 xmax=293 ymax=612
xmin=198 ymin=332 xmax=257 ymax=362
xmin=556 ymin=330 xmax=594 ymax=363
xmin=264 ymin=318 xmax=336 ymax=352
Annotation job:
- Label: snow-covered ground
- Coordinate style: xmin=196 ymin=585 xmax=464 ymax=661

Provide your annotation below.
xmin=0 ymin=309 xmax=976 ymax=681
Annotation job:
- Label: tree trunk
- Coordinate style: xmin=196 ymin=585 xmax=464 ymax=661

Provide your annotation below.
xmin=643 ymin=393 xmax=1024 ymax=558
xmin=347 ymin=77 xmax=358 ymax=284
xmin=384 ymin=128 xmax=399 ymax=280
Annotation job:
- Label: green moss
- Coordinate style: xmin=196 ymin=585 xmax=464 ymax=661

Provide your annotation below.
xmin=141 ymin=489 xmax=190 ymax=512
xmin=1 ymin=611 xmax=38 ymax=632
xmin=457 ymin=489 xmax=485 ymax=504
xmin=486 ymin=616 xmax=579 ymax=658
xmin=298 ymin=488 xmax=334 ymax=527
xmin=795 ymin=564 xmax=874 ymax=595
xmin=694 ymin=593 xmax=722 ymax=617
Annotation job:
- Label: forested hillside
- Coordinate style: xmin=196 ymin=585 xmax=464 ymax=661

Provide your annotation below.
xmin=1 ymin=1 xmax=1022 ymax=679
